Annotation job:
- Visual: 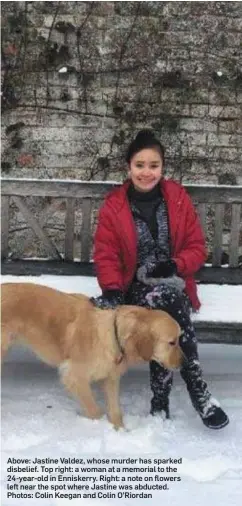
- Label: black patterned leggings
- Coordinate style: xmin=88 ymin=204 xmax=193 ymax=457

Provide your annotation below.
xmin=125 ymin=282 xmax=210 ymax=415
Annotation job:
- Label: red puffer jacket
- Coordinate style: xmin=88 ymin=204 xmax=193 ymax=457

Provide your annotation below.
xmin=94 ymin=179 xmax=207 ymax=310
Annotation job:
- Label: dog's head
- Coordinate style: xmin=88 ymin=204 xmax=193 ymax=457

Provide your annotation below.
xmin=116 ymin=306 xmax=183 ymax=369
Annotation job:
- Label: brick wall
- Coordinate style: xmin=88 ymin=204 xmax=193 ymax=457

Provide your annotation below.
xmin=2 ymin=1 xmax=242 ymax=184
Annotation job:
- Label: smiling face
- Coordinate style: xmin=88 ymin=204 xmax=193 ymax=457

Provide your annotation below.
xmin=129 ymin=147 xmax=163 ymax=192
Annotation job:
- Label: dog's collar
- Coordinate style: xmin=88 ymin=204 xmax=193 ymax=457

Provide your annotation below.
xmin=114 ymin=314 xmax=125 ymax=365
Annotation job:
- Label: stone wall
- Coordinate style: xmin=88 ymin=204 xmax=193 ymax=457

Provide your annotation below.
xmin=2 ymin=1 xmax=242 ymax=185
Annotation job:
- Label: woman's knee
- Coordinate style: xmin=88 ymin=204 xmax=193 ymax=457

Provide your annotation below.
xmin=144 ymin=285 xmax=183 ymax=309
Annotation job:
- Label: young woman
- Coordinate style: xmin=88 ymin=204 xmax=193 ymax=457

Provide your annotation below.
xmin=91 ymin=129 xmax=229 ymax=430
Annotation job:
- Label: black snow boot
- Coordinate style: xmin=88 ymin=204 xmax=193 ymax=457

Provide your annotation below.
xmin=149 ymin=361 xmax=173 ymax=419
xmin=180 ymin=359 xmax=229 ymax=429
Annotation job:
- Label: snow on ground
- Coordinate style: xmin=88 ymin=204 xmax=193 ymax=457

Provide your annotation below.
xmin=1 ymin=275 xmax=242 ymax=506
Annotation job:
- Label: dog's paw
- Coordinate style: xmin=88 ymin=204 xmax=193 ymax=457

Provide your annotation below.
xmin=114 ymin=423 xmax=125 ymax=431
xmin=108 ymin=413 xmax=124 ymax=430
xmin=87 ymin=407 xmax=105 ymax=420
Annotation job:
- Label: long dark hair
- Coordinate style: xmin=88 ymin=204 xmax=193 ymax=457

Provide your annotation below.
xmin=126 ymin=129 xmax=165 ymax=164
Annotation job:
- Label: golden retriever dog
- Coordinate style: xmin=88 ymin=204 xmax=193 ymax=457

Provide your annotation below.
xmin=1 ymin=282 xmax=182 ymax=429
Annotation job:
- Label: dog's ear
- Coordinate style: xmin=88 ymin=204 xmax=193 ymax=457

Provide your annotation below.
xmin=116 ymin=307 xmax=155 ymax=361
xmin=134 ymin=332 xmax=154 ymax=361
xmin=116 ymin=308 xmax=138 ymax=341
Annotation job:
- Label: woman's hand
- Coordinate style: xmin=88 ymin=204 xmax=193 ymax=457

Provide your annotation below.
xmin=90 ymin=289 xmax=124 ymax=309
xmin=148 ymin=260 xmax=177 ymax=278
